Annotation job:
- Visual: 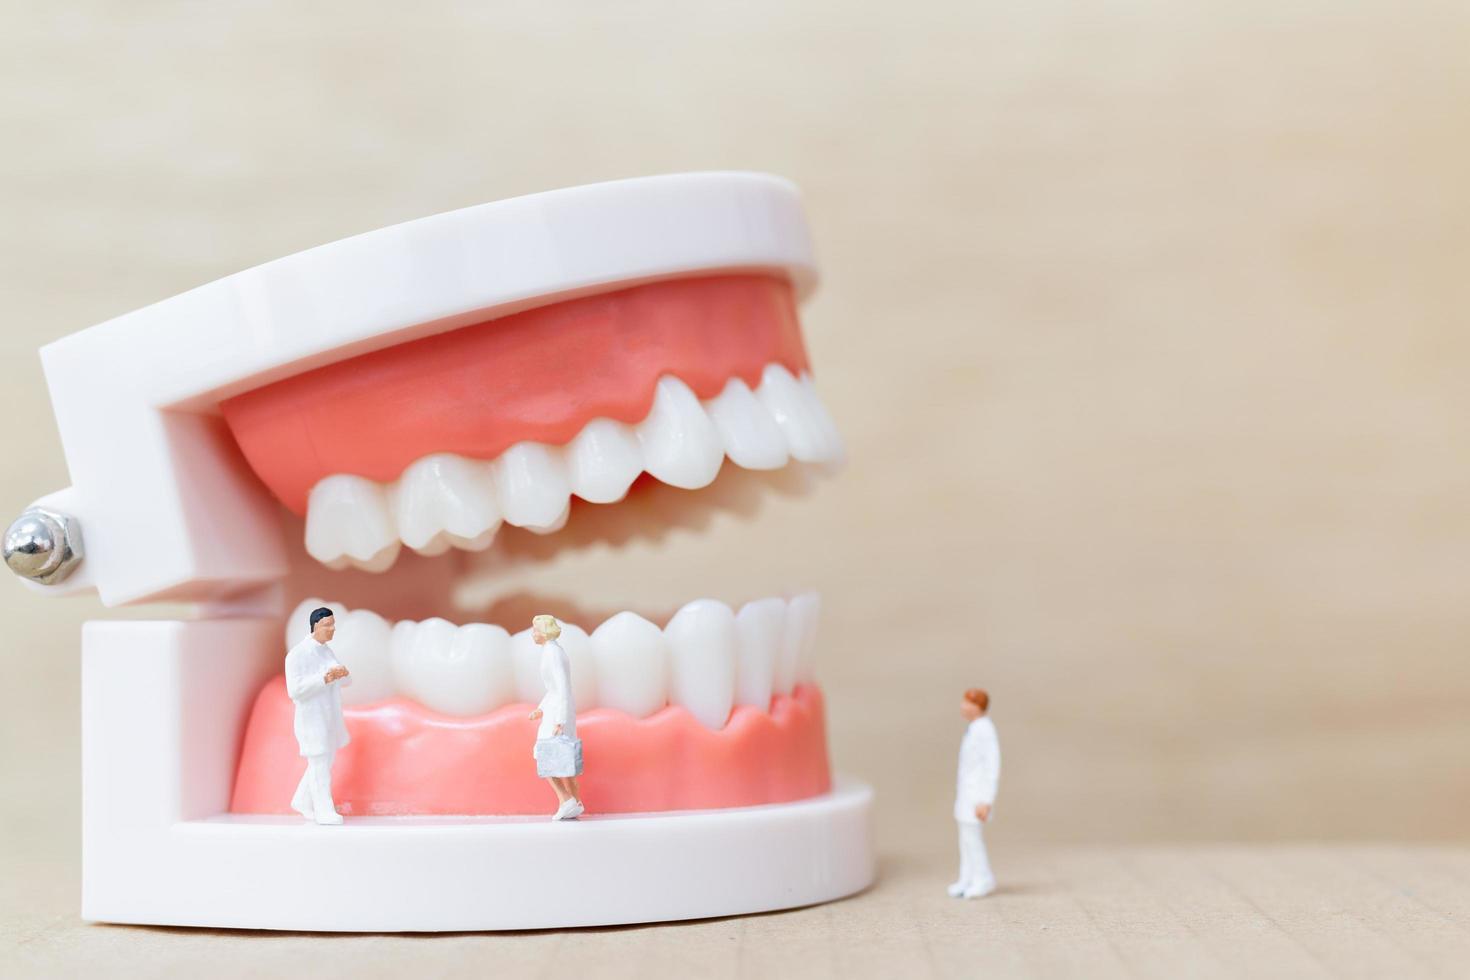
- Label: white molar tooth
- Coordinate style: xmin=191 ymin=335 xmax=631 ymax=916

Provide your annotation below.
xmin=756 ymin=364 xmax=830 ymax=464
xmin=665 ymin=599 xmax=737 ymax=730
xmin=447 ymin=528 xmax=497 ymax=552
xmin=349 ymin=545 xmax=402 ymax=573
xmin=734 ymin=597 xmax=786 ymax=710
xmin=557 ymin=622 xmax=598 ymax=710
xmin=523 ymin=500 xmax=571 ymax=535
xmin=305 ymin=474 xmax=401 ymax=570
xmin=494 ymin=443 xmax=572 ymax=530
xmin=510 ymin=627 xmax=542 ymax=704
xmin=393 ymin=618 xmax=514 ymax=716
xmin=393 ymin=454 xmax=501 ymax=551
xmin=706 ymin=377 xmax=789 ymax=471
xmin=387 ymin=619 xmax=417 ymax=699
xmin=333 ymin=608 xmax=395 ymax=706
xmin=637 ymin=376 xmax=725 ymax=489
xmin=796 ymin=373 xmax=846 ymax=465
xmin=389 ymin=617 xmax=453 ymax=706
xmin=787 ymin=592 xmax=822 ymax=686
xmin=567 ymin=418 xmax=645 ymax=504
xmin=411 ymin=532 xmax=454 ymax=557
xmin=590 ymin=611 xmax=668 ymax=718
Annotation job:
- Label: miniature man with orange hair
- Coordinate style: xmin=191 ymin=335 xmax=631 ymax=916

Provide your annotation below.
xmin=950 ymin=688 xmax=1000 ymax=898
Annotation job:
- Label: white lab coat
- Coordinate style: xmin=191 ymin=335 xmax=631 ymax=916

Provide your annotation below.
xmin=535 ymin=639 xmax=576 ymax=743
xmin=285 ymin=637 xmax=352 ymax=758
xmin=954 ymin=716 xmax=1000 ymax=823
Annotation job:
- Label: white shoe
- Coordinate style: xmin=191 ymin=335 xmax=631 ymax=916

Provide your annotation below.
xmin=552 ymin=798 xmax=577 ymax=821
xmin=563 ymin=799 xmax=584 ymax=820
xmin=314 ymin=809 xmax=344 ymax=826
xmin=947 ymin=881 xmax=966 ymax=898
xmin=962 ymin=879 xmax=996 ymax=899
xmin=291 ymin=790 xmax=314 ymax=820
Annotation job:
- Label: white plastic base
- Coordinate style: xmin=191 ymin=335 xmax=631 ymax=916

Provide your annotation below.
xmin=81 ymin=619 xmax=874 ymax=931
xmin=130 ymin=784 xmax=873 ymax=931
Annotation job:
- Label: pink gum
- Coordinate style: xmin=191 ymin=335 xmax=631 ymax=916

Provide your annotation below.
xmin=230 ymin=676 xmax=832 ymax=816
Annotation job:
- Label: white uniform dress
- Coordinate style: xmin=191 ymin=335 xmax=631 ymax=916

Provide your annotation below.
xmin=284 ymin=637 xmax=352 ymax=821
xmin=953 ymin=715 xmax=1001 ymax=895
xmin=533 ymin=639 xmax=579 ymax=774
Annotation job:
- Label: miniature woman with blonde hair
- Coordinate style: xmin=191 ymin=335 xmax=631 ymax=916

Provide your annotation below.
xmin=527 ymin=614 xmax=584 ymax=820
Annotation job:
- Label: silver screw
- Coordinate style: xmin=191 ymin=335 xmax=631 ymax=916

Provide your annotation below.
xmin=3 ymin=507 xmax=84 ymax=585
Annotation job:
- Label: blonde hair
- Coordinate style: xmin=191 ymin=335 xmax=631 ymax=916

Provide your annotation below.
xmin=532 ymin=614 xmax=562 ymax=639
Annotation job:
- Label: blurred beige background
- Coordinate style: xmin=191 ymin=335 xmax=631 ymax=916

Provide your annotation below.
xmin=4 ymin=0 xmax=1470 ymax=929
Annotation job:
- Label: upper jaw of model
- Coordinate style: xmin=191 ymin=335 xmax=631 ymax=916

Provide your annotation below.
xmin=214 ymin=270 xmax=843 ymax=575
xmin=300 ymin=362 xmax=841 ymax=571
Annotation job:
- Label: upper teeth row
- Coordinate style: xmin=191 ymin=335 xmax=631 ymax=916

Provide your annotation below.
xmin=287 ymin=593 xmax=821 ymax=730
xmin=305 ymin=364 xmax=843 ymax=571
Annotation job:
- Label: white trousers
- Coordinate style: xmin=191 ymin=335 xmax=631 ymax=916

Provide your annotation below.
xmin=956 ymin=821 xmax=994 ymax=890
xmin=291 ymin=750 xmax=337 ymax=820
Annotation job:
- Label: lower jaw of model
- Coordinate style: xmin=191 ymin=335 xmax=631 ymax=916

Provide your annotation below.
xmin=227 ymin=274 xmax=844 ymax=820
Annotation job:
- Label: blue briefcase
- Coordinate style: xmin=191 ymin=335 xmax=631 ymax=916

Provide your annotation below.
xmin=534 ymin=735 xmax=584 ymax=777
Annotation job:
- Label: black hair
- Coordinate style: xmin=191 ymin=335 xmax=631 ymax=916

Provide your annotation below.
xmin=309 ymin=607 xmax=335 ymax=631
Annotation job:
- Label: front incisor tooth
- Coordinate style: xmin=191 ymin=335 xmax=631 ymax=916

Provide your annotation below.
xmin=756 ymin=364 xmax=832 ymax=464
xmin=591 ymin=611 xmax=668 ymax=718
xmin=774 ymin=593 xmax=820 ymax=696
xmin=796 ymin=373 xmax=846 ymax=465
xmin=305 ymin=474 xmax=401 ymax=570
xmin=494 ymin=443 xmax=572 ymax=530
xmin=665 ymin=599 xmax=737 ymax=730
xmin=567 ymin=419 xmax=644 ymax=504
xmin=788 ymin=593 xmax=822 ymax=686
xmin=734 ymin=597 xmax=786 ymax=709
xmin=393 ymin=454 xmax=501 ymax=551
xmin=707 ymin=377 xmax=790 ymax=471
xmin=637 ymin=376 xmax=725 ymax=489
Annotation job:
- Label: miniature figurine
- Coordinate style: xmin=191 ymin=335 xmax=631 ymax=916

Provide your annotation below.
xmin=949 ymin=687 xmax=1000 ymax=899
xmin=285 ymin=607 xmax=353 ymax=825
xmin=527 ymin=614 xmax=585 ymax=820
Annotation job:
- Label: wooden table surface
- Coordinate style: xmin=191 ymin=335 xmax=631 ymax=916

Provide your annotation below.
xmin=6 ymin=842 xmax=1470 ymax=978
xmin=4 ymin=4 xmax=1470 ymax=978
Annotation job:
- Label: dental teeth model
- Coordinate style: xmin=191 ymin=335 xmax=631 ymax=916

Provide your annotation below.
xmin=3 ymin=172 xmax=874 ymax=931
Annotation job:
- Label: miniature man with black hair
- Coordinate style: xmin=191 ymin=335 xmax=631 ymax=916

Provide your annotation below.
xmin=950 ymin=687 xmax=1000 ymax=898
xmin=284 ymin=606 xmax=352 ymax=824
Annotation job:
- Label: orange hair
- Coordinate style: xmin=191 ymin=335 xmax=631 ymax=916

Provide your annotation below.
xmin=963 ymin=688 xmax=989 ymax=711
